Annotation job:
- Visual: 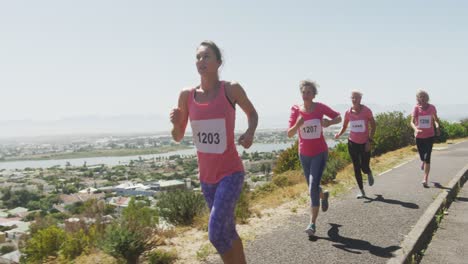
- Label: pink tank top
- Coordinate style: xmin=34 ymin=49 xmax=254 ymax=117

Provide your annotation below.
xmin=289 ymin=103 xmax=340 ymax=157
xmin=188 ymin=81 xmax=244 ymax=184
xmin=344 ymin=105 xmax=373 ymax=144
xmin=412 ymin=104 xmax=437 ymax=139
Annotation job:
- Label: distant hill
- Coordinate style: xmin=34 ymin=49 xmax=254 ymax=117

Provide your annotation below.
xmin=1 ymin=104 xmax=466 ymax=139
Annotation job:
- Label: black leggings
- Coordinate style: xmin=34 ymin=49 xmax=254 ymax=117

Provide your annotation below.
xmin=348 ymin=140 xmax=371 ymax=190
xmin=416 ymin=137 xmax=434 ymax=164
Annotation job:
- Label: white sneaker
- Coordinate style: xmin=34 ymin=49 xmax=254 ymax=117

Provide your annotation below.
xmin=356 ymin=189 xmax=366 ymax=199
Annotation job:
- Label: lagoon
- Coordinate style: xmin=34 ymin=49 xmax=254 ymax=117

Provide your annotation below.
xmin=0 ymin=140 xmax=338 ymax=170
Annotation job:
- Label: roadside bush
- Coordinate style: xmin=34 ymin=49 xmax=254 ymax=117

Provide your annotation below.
xmin=373 ymin=111 xmax=413 ymax=155
xmin=273 ymin=142 xmax=300 ymax=174
xmin=322 ymin=151 xmax=348 ymax=184
xmin=460 ymin=118 xmax=468 ymax=135
xmin=333 ymin=142 xmax=351 ymax=163
xmin=435 ymin=120 xmax=450 ymax=143
xmin=235 ymin=183 xmax=251 ymax=224
xmin=444 ymin=121 xmax=467 ymax=139
xmin=157 ymin=190 xmax=206 ymax=226
xmin=251 ymin=182 xmax=278 ymax=200
xmin=101 ymin=223 xmax=145 ymax=264
xmin=122 ymin=198 xmax=159 ymax=232
xmin=272 ymin=175 xmax=292 ymax=187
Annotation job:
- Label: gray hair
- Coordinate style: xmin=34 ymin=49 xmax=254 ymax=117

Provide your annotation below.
xmin=299 ymin=80 xmax=318 ymax=95
xmin=351 ymin=90 xmax=363 ymax=98
xmin=416 ymin=89 xmax=430 ymax=102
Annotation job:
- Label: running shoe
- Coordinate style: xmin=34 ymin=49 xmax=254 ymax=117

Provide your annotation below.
xmin=321 ymin=190 xmax=329 ymax=212
xmin=305 ymin=223 xmax=316 ymax=236
xmin=422 ymin=181 xmax=429 ymax=188
xmin=368 ymin=172 xmax=374 ymax=186
xmin=356 ymin=189 xmax=366 ymax=199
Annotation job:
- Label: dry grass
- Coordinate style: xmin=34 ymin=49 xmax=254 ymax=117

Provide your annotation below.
xmin=252 ymin=139 xmax=467 ymax=207
xmin=251 ymin=170 xmax=306 ymax=210
xmin=72 ymin=250 xmax=120 ymax=264
xmin=250 ymin=145 xmax=418 ymax=209
xmin=164 ymin=138 xmax=467 ymax=263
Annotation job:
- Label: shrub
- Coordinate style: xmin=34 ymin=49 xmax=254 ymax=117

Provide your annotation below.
xmin=460 ymin=118 xmax=468 ymax=135
xmin=101 ymin=224 xmax=145 ymax=264
xmin=122 ymin=198 xmax=159 ymax=232
xmin=444 ymin=122 xmax=466 ymax=139
xmin=333 ymin=142 xmax=351 ymax=163
xmin=0 ymin=245 xmax=15 ymax=255
xmin=60 ymin=228 xmax=95 ymax=261
xmin=22 ymin=225 xmax=66 ymax=263
xmin=272 ymin=175 xmax=292 ymax=187
xmin=373 ymin=111 xmax=413 ymax=155
xmin=157 ymin=190 xmax=206 ymax=225
xmin=273 ymin=142 xmax=300 ymax=174
xmin=148 ymin=249 xmax=178 ymax=264
xmin=235 ymin=183 xmax=251 ymax=224
xmin=251 ymin=182 xmax=278 ymax=200
xmin=322 ymin=151 xmax=348 ymax=184
xmin=436 ymin=120 xmax=450 ymax=143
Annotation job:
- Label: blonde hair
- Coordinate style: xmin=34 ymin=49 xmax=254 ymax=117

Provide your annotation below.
xmin=416 ymin=89 xmax=430 ymax=102
xmin=299 ymin=80 xmax=318 ymax=95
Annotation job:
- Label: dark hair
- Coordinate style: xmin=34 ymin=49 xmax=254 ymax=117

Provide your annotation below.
xmin=200 ymin=40 xmax=222 ymax=64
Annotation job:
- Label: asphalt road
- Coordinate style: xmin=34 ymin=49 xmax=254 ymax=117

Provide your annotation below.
xmin=206 ymin=141 xmax=468 ymax=264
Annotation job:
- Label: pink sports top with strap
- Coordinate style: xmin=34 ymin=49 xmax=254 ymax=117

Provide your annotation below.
xmin=188 ymin=81 xmax=244 ymax=184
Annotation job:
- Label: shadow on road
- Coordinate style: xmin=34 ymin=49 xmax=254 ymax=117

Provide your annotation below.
xmin=455 ymin=197 xmax=468 ymax=202
xmin=433 ymin=182 xmax=451 ymax=190
xmin=310 ymin=223 xmax=400 ymax=258
xmin=362 ymin=194 xmax=419 ymax=209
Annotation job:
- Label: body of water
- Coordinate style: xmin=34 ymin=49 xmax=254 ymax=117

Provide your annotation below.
xmin=0 ymin=141 xmax=337 ymax=170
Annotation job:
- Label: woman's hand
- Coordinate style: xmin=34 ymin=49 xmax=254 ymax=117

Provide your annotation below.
xmin=365 ymin=141 xmax=371 ymax=152
xmin=295 ymin=115 xmax=304 ymax=128
xmin=414 ymin=129 xmax=423 ymax=137
xmin=238 ymin=132 xmax=254 ymax=148
xmin=170 ymin=108 xmax=182 ymax=125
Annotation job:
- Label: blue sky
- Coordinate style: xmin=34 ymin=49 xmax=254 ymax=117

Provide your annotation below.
xmin=1 ymin=0 xmax=467 ymax=123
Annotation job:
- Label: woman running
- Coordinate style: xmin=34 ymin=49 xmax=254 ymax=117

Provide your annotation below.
xmin=170 ymin=41 xmax=258 ymax=264
xmin=410 ymin=89 xmax=440 ymax=188
xmin=287 ymin=80 xmax=341 ymax=236
xmin=335 ymin=90 xmax=376 ymax=198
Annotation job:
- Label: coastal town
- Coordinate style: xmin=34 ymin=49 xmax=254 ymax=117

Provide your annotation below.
xmin=0 ymin=128 xmax=345 ymax=263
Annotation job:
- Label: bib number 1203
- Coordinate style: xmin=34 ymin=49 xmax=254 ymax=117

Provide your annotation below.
xmin=197 ymin=132 xmax=220 ymax=144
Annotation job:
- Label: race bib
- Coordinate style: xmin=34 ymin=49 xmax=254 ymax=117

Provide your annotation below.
xmin=418 ymin=115 xmax=432 ymax=129
xmin=300 ymin=119 xmax=322 ymax=139
xmin=349 ymin=120 xmax=366 ymax=133
xmin=191 ymin=118 xmax=227 ymax=154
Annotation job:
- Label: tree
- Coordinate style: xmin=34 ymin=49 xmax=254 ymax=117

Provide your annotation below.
xmin=60 ymin=228 xmax=96 ymax=261
xmin=2 ymin=189 xmax=41 ymax=209
xmin=22 ymin=225 xmax=66 ymax=263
